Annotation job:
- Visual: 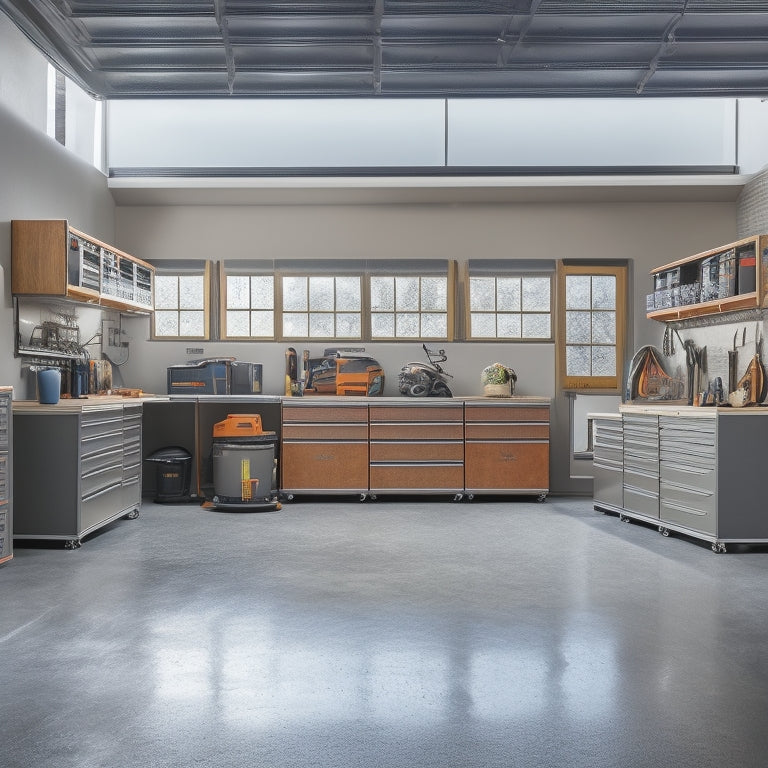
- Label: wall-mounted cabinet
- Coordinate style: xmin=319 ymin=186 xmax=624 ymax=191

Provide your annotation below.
xmin=12 ymin=220 xmax=154 ymax=314
xmin=647 ymin=234 xmax=768 ymax=322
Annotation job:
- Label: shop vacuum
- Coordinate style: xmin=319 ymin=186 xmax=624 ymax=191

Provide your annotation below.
xmin=208 ymin=414 xmax=281 ymax=512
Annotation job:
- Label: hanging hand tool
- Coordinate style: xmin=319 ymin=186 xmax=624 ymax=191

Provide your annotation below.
xmin=684 ymin=339 xmax=697 ymax=406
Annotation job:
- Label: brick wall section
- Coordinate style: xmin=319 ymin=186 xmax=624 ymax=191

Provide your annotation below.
xmin=738 ymin=167 xmax=768 ymax=238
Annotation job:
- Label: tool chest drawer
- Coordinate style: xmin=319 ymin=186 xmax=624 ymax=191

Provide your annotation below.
xmin=0 ymin=395 xmax=9 ymax=448
xmin=81 ymin=410 xmax=124 ymax=437
xmin=282 ymin=423 xmax=368 ymax=440
xmin=464 ymin=423 xmax=549 ymax=440
xmin=660 ymin=478 xmax=715 ymax=514
xmin=282 ymin=404 xmax=368 ymax=423
xmin=370 ymin=441 xmax=463 ymax=463
xmin=464 ymin=404 xmax=549 ymax=423
xmin=370 ymin=464 xmax=464 ymax=492
xmin=660 ymin=497 xmax=716 ymax=536
xmin=623 ymin=485 xmax=659 ymax=519
xmin=0 ymin=453 xmax=8 ymax=502
xmin=370 ymin=404 xmax=462 ymax=423
xmin=369 ymin=422 xmax=464 ymax=441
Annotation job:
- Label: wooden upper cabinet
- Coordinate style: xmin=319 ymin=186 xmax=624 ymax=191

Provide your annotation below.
xmin=11 ymin=219 xmax=154 ymax=314
xmin=647 ymin=234 xmax=768 ymax=322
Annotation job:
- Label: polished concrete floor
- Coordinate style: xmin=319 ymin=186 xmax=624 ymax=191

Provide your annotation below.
xmin=3 ymin=496 xmax=768 ymax=768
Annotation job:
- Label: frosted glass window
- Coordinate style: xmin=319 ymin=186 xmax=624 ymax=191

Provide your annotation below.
xmin=224 ymin=273 xmax=276 ymax=339
xmin=151 ymin=271 xmax=208 ymax=339
xmin=370 ymin=274 xmax=450 ymax=340
xmin=468 ymin=275 xmax=551 ymax=340
xmin=564 ymin=276 xmax=618 ymax=375
xmin=559 ymin=265 xmax=626 ymax=391
xmin=280 ymin=275 xmax=362 ymax=340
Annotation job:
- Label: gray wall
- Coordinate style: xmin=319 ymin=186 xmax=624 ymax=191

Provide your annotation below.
xmin=114 ymin=200 xmax=737 ymax=495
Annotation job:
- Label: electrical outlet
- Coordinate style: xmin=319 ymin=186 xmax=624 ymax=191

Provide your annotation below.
xmin=186 ymin=347 xmax=204 ymax=355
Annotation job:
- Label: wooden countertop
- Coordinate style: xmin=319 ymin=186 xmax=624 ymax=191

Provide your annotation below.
xmin=620 ymin=403 xmax=768 ymax=417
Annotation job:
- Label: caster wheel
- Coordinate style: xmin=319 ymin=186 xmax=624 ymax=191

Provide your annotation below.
xmin=125 ymin=509 xmax=139 ymax=520
xmin=65 ymin=539 xmax=81 ymax=550
xmin=659 ymin=526 xmax=670 ymax=537
xmin=619 ymin=514 xmax=630 ymax=523
xmin=712 ymin=542 xmax=727 ymax=554
xmin=537 ymin=493 xmax=547 ymax=503
xmin=369 ymin=494 xmax=377 ymax=501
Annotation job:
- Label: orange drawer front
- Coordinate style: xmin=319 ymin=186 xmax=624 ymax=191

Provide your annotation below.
xmin=369 ymin=405 xmax=462 ymax=423
xmin=464 ymin=442 xmax=549 ymax=490
xmin=282 ymin=423 xmax=369 ymax=440
xmin=281 ymin=442 xmax=369 ymax=490
xmin=370 ymin=441 xmax=464 ymax=463
xmin=369 ymin=423 xmax=464 ymax=440
xmin=464 ymin=406 xmax=549 ymax=423
xmin=282 ymin=405 xmax=368 ymax=423
xmin=370 ymin=464 xmax=464 ymax=491
xmin=464 ymin=424 xmax=550 ymax=440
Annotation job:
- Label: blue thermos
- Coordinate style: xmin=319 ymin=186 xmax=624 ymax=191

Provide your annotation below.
xmin=37 ymin=367 xmax=62 ymax=404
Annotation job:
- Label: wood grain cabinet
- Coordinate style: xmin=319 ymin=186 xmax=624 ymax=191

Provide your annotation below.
xmin=0 ymin=387 xmax=12 ymax=565
xmin=279 ymin=398 xmax=551 ymax=500
xmin=647 ymin=233 xmax=768 ymax=322
xmin=11 ymin=219 xmax=154 ymax=313
xmin=463 ymin=401 xmax=550 ymax=500
xmin=13 ymin=402 xmax=143 ymax=548
xmin=280 ymin=402 xmax=369 ymax=498
xmin=369 ymin=402 xmax=465 ymax=497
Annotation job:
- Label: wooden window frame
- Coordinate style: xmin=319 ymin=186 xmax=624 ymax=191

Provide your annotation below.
xmin=368 ymin=260 xmax=456 ymax=342
xmin=219 ymin=261 xmax=276 ymax=341
xmin=557 ymin=261 xmax=627 ymax=392
xmin=464 ymin=260 xmax=554 ymax=342
xmin=150 ymin=260 xmax=211 ymax=341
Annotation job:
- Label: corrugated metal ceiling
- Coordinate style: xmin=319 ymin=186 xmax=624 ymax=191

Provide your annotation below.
xmin=2 ymin=1 xmax=768 ymax=99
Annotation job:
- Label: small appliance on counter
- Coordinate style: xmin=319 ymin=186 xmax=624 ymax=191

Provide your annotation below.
xmin=209 ymin=414 xmax=280 ymax=511
xmin=167 ymin=358 xmax=262 ymax=395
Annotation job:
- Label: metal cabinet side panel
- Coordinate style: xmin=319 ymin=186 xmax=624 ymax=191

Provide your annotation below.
xmin=13 ymin=413 xmax=80 ymax=536
xmin=716 ymin=416 xmax=768 ymax=539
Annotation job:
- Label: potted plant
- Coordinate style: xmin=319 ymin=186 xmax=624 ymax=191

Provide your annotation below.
xmin=481 ymin=363 xmax=517 ymax=397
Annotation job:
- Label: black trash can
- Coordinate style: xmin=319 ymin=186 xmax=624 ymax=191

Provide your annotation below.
xmin=145 ymin=446 xmax=192 ymax=503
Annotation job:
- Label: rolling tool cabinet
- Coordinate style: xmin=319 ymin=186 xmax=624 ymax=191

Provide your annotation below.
xmin=463 ymin=401 xmax=549 ymax=500
xmin=621 ymin=413 xmax=660 ymax=521
xmin=369 ymin=401 xmax=464 ymax=498
xmin=13 ymin=401 xmax=143 ymax=548
xmin=593 ymin=405 xmax=768 ymax=552
xmin=591 ymin=414 xmax=623 ymax=510
xmin=278 ymin=397 xmax=551 ymax=501
xmin=280 ymin=401 xmax=369 ymax=498
xmin=0 ymin=387 xmax=12 ymax=565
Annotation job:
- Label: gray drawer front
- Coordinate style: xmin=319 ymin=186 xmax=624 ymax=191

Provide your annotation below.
xmin=659 ymin=416 xmax=715 ymax=438
xmin=660 ymin=479 xmax=715 ymax=514
xmin=594 ymin=465 xmax=623 ymax=507
xmin=660 ymin=497 xmax=716 ymax=536
xmin=660 ymin=461 xmax=716 ymax=492
xmin=81 ymin=430 xmax=123 ymax=460
xmin=660 ymin=438 xmax=715 ymax=462
xmin=594 ymin=454 xmax=622 ymax=472
xmin=0 ymin=453 xmax=8 ymax=502
xmin=81 ymin=411 xmax=123 ymax=438
xmin=623 ymin=453 xmax=658 ymax=477
xmin=81 ymin=484 xmax=123 ymax=532
xmin=623 ymin=485 xmax=659 ymax=519
xmin=624 ymin=467 xmax=658 ymax=494
xmin=81 ymin=461 xmax=123 ymax=497
xmin=594 ymin=445 xmax=622 ymax=465
xmin=0 ymin=394 xmax=9 ymax=448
